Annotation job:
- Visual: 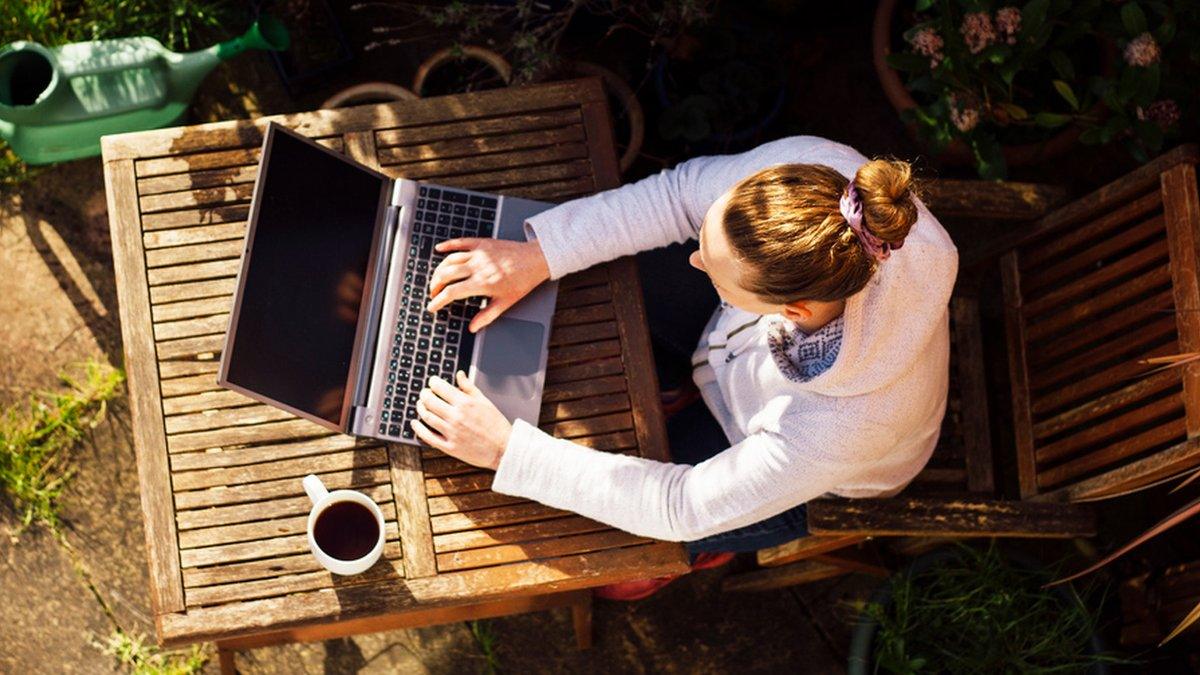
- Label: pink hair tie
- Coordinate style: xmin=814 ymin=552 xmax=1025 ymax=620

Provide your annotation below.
xmin=839 ymin=180 xmax=902 ymax=261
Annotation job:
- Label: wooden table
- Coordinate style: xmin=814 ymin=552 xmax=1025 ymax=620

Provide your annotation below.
xmin=101 ymin=78 xmax=688 ymax=664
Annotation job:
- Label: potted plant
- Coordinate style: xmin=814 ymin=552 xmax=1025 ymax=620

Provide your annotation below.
xmin=851 ymin=544 xmax=1118 ymax=674
xmin=873 ymin=0 xmax=1193 ymax=179
xmin=653 ymin=23 xmax=787 ymax=152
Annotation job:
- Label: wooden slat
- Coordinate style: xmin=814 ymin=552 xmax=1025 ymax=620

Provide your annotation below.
xmin=550 ymin=303 xmax=615 ymax=327
xmin=538 ymin=392 xmax=630 ymax=423
xmin=1023 ymin=237 xmax=1169 ymax=318
xmin=555 ymin=283 xmax=612 ymax=309
xmin=378 ymin=125 xmax=585 ymax=165
xmin=548 ymin=320 xmax=619 ymax=347
xmin=1034 ymin=390 xmax=1183 ymax=464
xmin=144 ymin=221 xmax=248 ymax=249
xmin=1002 ymin=253 xmax=1039 ymax=498
xmin=498 ymin=177 xmax=594 ymax=202
xmin=1022 ymin=215 xmax=1167 ymax=295
xmin=162 ymin=389 xmax=255 ymax=417
xmin=178 ymin=502 xmax=398 ymax=549
xmin=139 ymin=182 xmax=255 ymax=214
xmin=1030 ymin=316 xmax=1176 ymax=395
xmin=756 ymin=535 xmax=865 ymax=568
xmin=147 ymin=258 xmax=239 ymax=286
xmin=154 ymin=313 xmax=229 ymax=342
xmin=1021 ymin=190 xmax=1163 ymax=271
xmin=540 ymin=410 xmax=633 ymax=439
xmin=152 ymin=296 xmax=235 ymax=323
xmin=432 ymin=515 xmax=608 ymax=554
xmin=429 ymin=502 xmax=568 ymax=535
xmin=546 ymin=339 xmax=622 ymax=367
xmin=950 ymin=297 xmax=994 ymax=493
xmin=167 ymin=418 xmax=336 ymax=453
xmin=182 ymin=550 xmax=395 ymax=589
xmin=1038 ymin=438 xmax=1200 ymax=502
xmin=1025 ymin=262 xmax=1172 ymax=342
xmin=140 ymin=204 xmax=250 ymax=231
xmin=159 ymin=359 xmax=220 ymax=379
xmin=132 ymin=137 xmax=343 ymax=177
xmin=375 ymin=108 xmax=582 ymax=147
xmin=427 ymin=491 xmax=526 ymax=516
xmin=1037 ymin=416 xmax=1188 ymax=488
xmin=722 ymin=559 xmax=848 ymax=592
xmin=807 ymin=498 xmax=1096 ymax=538
xmin=1032 ymin=339 xmax=1178 ymax=416
xmin=174 ymin=467 xmax=392 ymax=511
xmin=145 ymin=239 xmax=242 ymax=269
xmin=164 ymin=402 xmax=294 ymax=435
xmin=176 ymin=484 xmax=394 ymax=530
xmin=104 ymin=157 xmax=185 ymax=614
xmin=149 ymin=277 xmax=237 ymax=305
xmin=544 ymin=356 xmax=624 ymax=385
xmin=389 ymin=444 xmax=438 ymax=578
xmin=138 ymin=164 xmax=258 ymax=196
xmin=393 ymin=160 xmax=594 ymax=193
xmin=159 ymin=371 xmax=222 ymax=398
xmin=542 ymin=375 xmax=626 ymax=403
xmin=1031 ymin=289 xmax=1174 ymax=367
xmin=923 ymin=179 xmax=1067 ymax=222
xmin=172 ymin=447 xmax=388 ymax=491
xmin=1161 ymin=163 xmax=1200 ymax=438
xmin=180 ymin=522 xmax=401 ymax=568
xmin=436 ymin=530 xmax=647 ymax=572
xmin=156 ymin=334 xmax=224 ymax=360
xmin=1033 ymin=369 xmax=1182 ymax=440
xmin=169 ymin=435 xmax=364 ymax=473
xmin=186 ymin=558 xmax=405 ymax=608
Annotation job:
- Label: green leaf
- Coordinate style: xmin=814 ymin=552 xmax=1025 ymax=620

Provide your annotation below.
xmin=1048 ymin=50 xmax=1075 ymax=81
xmin=1079 ymin=126 xmax=1105 ymax=145
xmin=886 ymin=52 xmax=931 ymax=73
xmin=1156 ymin=19 xmax=1176 ymax=45
xmin=1133 ymin=63 xmax=1161 ymax=106
xmin=1101 ymin=115 xmax=1131 ymax=143
xmin=1053 ymin=80 xmax=1080 ymax=110
xmin=915 ymin=0 xmax=934 ymax=10
xmin=1117 ymin=66 xmax=1139 ymax=103
xmin=1022 ymin=0 xmax=1051 ymax=38
xmin=970 ymin=134 xmax=1008 ymax=180
xmin=1000 ymin=103 xmax=1030 ymax=120
xmin=1034 ymin=112 xmax=1072 ymax=127
xmin=1121 ymin=2 xmax=1148 ymax=36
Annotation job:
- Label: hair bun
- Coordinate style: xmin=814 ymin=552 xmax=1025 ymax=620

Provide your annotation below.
xmin=853 ymin=159 xmax=918 ymax=245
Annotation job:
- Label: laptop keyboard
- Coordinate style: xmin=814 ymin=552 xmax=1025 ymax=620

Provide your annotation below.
xmin=378 ymin=186 xmax=499 ymax=441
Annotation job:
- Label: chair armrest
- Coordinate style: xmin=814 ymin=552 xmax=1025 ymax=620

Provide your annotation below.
xmin=807 ymin=497 xmax=1095 ymax=538
xmin=924 ymin=179 xmax=1068 ymax=222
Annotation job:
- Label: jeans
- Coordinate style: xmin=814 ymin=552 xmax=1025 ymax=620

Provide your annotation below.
xmin=636 ymin=243 xmax=809 ymax=557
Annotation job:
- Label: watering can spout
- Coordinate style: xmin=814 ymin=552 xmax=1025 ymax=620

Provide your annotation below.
xmin=215 ymin=16 xmax=290 ymax=62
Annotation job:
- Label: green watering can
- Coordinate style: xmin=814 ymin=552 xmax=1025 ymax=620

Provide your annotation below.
xmin=0 ymin=17 xmax=289 ymax=165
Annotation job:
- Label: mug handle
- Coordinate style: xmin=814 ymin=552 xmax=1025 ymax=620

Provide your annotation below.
xmin=302 ymin=474 xmax=328 ymax=505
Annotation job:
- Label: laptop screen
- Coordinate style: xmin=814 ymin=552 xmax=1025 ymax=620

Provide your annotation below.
xmin=222 ymin=126 xmax=389 ymax=426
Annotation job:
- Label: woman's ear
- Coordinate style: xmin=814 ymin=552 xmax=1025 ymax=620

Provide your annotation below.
xmin=782 ymin=301 xmax=811 ymax=322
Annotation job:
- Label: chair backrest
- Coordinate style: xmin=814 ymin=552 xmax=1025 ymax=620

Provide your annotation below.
xmin=1002 ymin=145 xmax=1200 ymax=501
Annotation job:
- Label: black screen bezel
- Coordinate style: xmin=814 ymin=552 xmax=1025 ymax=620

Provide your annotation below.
xmin=217 ymin=121 xmax=392 ymax=432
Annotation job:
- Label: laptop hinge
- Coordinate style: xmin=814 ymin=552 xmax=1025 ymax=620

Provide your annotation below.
xmin=349 ymin=201 xmax=402 ymax=418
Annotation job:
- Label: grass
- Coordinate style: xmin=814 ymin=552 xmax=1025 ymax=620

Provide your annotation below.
xmin=0 ymin=360 xmax=124 ymax=532
xmin=96 ymin=629 xmax=208 ymax=675
xmin=0 ymin=0 xmax=247 ymax=189
xmin=468 ymin=619 xmax=501 ymax=674
xmin=861 ymin=543 xmax=1125 ymax=674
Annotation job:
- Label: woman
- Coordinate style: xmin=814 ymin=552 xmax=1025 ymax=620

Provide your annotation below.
xmin=412 ymin=136 xmax=958 ymax=595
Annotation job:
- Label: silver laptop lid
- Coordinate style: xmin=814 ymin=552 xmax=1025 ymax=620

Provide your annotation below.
xmin=218 ymin=123 xmax=392 ymax=431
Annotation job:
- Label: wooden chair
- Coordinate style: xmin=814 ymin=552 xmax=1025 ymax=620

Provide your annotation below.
xmin=726 ymin=146 xmax=1200 ymax=591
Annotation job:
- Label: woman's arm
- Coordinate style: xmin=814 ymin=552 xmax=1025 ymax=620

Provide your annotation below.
xmin=411 ymin=371 xmax=879 ymax=541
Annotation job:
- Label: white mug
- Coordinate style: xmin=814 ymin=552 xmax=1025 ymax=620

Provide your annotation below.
xmin=302 ymin=474 xmax=385 ymax=575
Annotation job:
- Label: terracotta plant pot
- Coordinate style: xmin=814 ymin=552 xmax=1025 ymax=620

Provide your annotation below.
xmin=412 ymin=46 xmax=512 ymax=98
xmin=872 ymin=0 xmax=1083 ymax=168
xmin=321 ymin=81 xmax=417 ymax=109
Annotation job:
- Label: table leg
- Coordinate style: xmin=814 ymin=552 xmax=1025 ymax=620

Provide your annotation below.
xmin=571 ymin=590 xmax=593 ymax=651
xmin=217 ymin=643 xmax=238 ymax=675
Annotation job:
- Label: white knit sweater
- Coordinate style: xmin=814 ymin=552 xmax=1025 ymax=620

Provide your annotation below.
xmin=491 ymin=136 xmax=959 ymax=542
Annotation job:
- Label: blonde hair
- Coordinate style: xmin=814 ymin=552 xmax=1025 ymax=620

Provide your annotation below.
xmin=721 ymin=159 xmax=918 ymax=303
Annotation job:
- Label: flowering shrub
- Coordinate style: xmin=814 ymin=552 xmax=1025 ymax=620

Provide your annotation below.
xmin=888 ymin=0 xmax=1197 ymax=179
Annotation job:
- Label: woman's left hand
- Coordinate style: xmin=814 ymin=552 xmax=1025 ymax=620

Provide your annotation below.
xmin=412 ymin=371 xmax=511 ymax=470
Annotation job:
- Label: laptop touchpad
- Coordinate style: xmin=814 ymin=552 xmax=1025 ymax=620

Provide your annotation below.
xmin=475 ymin=317 xmax=545 ymax=402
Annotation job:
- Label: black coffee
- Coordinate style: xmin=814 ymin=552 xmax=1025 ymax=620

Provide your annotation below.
xmin=313 ymin=501 xmax=379 ymax=561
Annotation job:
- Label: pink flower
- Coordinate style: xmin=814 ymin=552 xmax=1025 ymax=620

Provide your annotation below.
xmin=909 ymin=27 xmax=945 ymax=68
xmin=961 ymin=12 xmax=997 ymax=54
xmin=996 ymin=7 xmax=1021 ymax=45
xmin=949 ymin=95 xmax=980 ymax=132
xmin=1137 ymin=99 xmax=1181 ymax=130
xmin=1124 ymin=32 xmax=1161 ymax=67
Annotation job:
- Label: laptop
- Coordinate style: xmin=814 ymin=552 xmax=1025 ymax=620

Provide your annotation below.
xmin=218 ymin=122 xmax=559 ymax=444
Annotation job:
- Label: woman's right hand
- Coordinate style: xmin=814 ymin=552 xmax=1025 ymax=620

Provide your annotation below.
xmin=427 ymin=238 xmax=551 ymax=333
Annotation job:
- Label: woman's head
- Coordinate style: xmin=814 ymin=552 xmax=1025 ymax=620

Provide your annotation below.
xmin=690 ymin=160 xmax=918 ymax=317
